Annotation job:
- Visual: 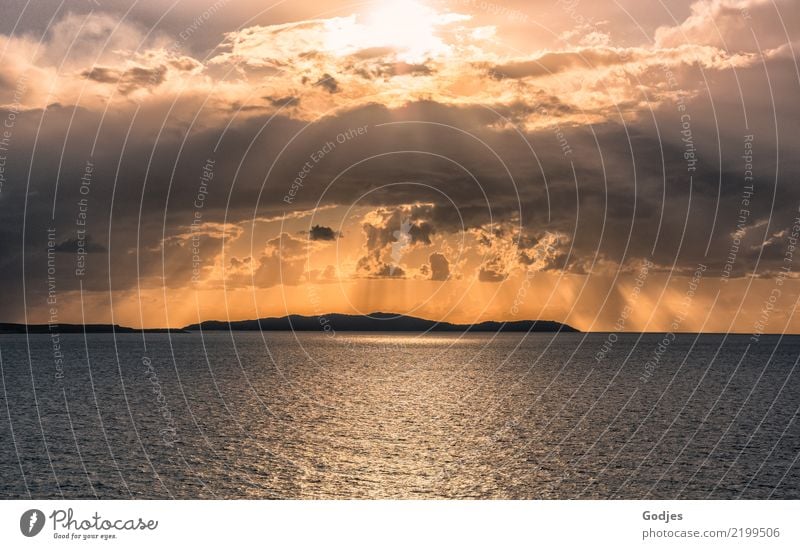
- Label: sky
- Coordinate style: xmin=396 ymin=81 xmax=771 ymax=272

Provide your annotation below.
xmin=0 ymin=0 xmax=798 ymax=332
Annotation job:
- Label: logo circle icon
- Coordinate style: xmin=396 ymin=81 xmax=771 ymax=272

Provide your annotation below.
xmin=20 ymin=509 xmax=45 ymax=537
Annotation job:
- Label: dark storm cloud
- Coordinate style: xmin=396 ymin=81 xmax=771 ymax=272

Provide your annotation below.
xmin=428 ymin=253 xmax=450 ymax=281
xmin=265 ymin=95 xmax=300 ymax=107
xmin=308 ymin=225 xmax=338 ymax=241
xmin=313 ymin=73 xmax=340 ymax=94
xmin=408 ymin=222 xmax=435 ymax=245
xmin=53 ymin=236 xmax=106 ymax=254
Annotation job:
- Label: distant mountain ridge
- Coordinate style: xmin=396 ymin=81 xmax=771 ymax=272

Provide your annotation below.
xmin=0 ymin=314 xmax=578 ymax=334
xmin=183 ymin=312 xmax=578 ymax=333
xmin=0 ymin=323 xmax=177 ymax=334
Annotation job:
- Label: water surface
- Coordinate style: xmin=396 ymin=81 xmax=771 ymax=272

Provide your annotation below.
xmin=1 ymin=332 xmax=798 ymax=499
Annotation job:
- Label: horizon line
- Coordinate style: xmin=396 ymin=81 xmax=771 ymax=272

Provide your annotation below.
xmin=1 ymin=314 xmax=798 ymax=337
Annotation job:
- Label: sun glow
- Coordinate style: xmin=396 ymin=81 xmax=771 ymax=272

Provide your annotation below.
xmin=364 ymin=0 xmax=442 ymax=60
xmin=325 ymin=1 xmax=468 ymax=62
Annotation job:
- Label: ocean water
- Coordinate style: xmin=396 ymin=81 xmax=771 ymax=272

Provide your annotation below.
xmin=0 ymin=331 xmax=798 ymax=499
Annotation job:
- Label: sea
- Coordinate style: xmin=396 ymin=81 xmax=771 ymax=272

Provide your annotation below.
xmin=1 ymin=332 xmax=798 ymax=499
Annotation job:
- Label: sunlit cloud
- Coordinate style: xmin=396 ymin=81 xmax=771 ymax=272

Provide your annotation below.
xmin=0 ymin=0 xmax=798 ymax=332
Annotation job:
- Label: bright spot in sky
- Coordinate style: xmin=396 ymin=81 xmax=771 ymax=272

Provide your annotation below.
xmin=325 ymin=1 xmax=470 ymax=63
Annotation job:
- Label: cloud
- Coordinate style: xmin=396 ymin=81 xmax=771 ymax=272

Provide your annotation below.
xmin=41 ymin=12 xmax=152 ymax=68
xmin=470 ymin=224 xmax=571 ymax=282
xmin=313 ymin=72 xmax=340 ymax=94
xmin=428 ymin=252 xmax=450 ymax=281
xmin=654 ymin=0 xmax=793 ymax=51
xmin=308 ymin=225 xmax=339 ymax=241
xmin=353 ymin=61 xmax=433 ymax=80
xmin=478 ymin=264 xmax=507 ymax=282
xmin=353 ymin=205 xmax=440 ymax=278
xmin=81 ymin=65 xmax=168 ymax=94
xmin=265 ymin=95 xmax=300 ymax=107
xmin=53 ymin=236 xmax=106 ymax=254
xmin=488 ymin=49 xmax=632 ymax=79
xmin=356 ymin=251 xmax=406 ymax=278
xmin=0 ymin=5 xmax=798 ymax=331
xmin=0 ymin=6 xmax=761 ymax=129
xmin=222 ymin=232 xmax=320 ymax=288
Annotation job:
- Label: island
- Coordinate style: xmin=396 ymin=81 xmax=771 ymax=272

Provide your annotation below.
xmin=183 ymin=312 xmax=578 ymax=333
xmin=0 ymin=313 xmax=578 ymax=334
